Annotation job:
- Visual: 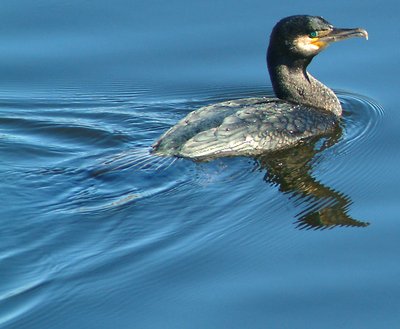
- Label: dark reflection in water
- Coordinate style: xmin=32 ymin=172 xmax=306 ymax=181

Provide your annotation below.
xmin=256 ymin=125 xmax=369 ymax=230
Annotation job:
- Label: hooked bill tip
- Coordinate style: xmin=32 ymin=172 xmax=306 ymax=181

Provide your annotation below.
xmin=359 ymin=28 xmax=368 ymax=40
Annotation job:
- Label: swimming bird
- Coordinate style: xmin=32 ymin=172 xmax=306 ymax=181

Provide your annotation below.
xmin=151 ymin=15 xmax=368 ymax=161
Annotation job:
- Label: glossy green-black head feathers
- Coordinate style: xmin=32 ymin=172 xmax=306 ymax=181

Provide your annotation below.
xmin=272 ymin=15 xmax=333 ymax=41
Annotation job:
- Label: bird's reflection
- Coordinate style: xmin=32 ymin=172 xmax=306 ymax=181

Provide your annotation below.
xmin=255 ymin=126 xmax=369 ymax=229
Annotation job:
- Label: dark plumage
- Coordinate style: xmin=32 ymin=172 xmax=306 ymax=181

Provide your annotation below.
xmin=152 ymin=15 xmax=367 ymax=161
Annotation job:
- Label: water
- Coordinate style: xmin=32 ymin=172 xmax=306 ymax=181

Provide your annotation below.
xmin=1 ymin=1 xmax=399 ymax=328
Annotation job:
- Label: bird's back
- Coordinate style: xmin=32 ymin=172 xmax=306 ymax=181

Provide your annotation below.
xmin=152 ymin=97 xmax=339 ymax=161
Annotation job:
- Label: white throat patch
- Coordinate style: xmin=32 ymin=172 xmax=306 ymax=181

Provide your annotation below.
xmin=293 ymin=36 xmax=320 ymax=54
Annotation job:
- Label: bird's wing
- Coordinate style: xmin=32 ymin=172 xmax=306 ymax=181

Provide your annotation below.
xmin=152 ymin=98 xmax=271 ymax=155
xmin=180 ymin=102 xmax=337 ymax=160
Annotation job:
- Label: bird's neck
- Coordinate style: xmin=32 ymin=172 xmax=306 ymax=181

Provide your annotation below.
xmin=267 ymin=55 xmax=342 ymax=116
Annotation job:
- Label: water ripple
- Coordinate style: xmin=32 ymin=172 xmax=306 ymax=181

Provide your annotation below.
xmin=340 ymin=91 xmax=384 ymax=153
xmin=0 ymin=83 xmax=387 ymax=328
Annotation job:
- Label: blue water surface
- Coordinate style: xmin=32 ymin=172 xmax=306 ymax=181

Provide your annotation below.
xmin=1 ymin=1 xmax=400 ymax=328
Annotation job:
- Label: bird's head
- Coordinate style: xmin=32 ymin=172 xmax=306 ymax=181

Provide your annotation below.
xmin=269 ymin=15 xmax=368 ymax=59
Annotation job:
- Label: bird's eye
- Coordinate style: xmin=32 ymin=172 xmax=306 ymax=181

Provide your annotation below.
xmin=309 ymin=31 xmax=319 ymax=38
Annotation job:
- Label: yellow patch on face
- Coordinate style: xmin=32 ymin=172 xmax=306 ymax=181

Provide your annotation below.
xmin=310 ymin=38 xmax=327 ymax=49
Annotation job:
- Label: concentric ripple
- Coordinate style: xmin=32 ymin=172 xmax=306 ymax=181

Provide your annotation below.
xmin=339 ymin=91 xmax=385 ymax=154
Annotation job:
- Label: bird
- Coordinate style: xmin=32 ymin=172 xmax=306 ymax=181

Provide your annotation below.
xmin=151 ymin=15 xmax=368 ymax=161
